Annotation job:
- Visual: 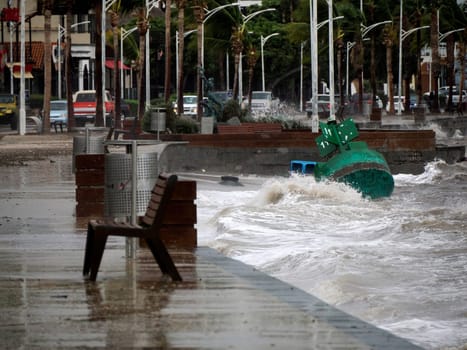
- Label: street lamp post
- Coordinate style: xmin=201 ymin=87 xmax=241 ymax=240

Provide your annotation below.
xmin=359 ymin=20 xmax=391 ymax=100
xmin=308 ymin=7 xmax=343 ymax=127
xmin=260 ymin=33 xmax=279 ymax=91
xmin=238 ymin=8 xmax=276 ymax=103
xmin=19 ymin=0 xmax=25 ymax=135
xmin=397 ymin=0 xmax=429 ymax=115
xmin=120 ymin=26 xmax=137 ymax=99
xmin=57 ymin=20 xmax=91 ymax=99
xmin=327 ymin=0 xmax=336 ymax=120
xmin=202 ymin=2 xmax=240 ymax=74
xmin=101 ymin=0 xmax=117 ymax=127
xmin=309 ymin=0 xmax=318 ymax=131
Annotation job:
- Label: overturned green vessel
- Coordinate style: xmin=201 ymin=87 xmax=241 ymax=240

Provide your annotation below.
xmin=313 ymin=118 xmax=394 ymax=199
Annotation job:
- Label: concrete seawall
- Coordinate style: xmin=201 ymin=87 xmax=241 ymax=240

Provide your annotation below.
xmin=159 ymin=128 xmax=464 ymax=176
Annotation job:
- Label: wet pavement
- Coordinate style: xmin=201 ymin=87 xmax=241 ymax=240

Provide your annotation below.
xmin=0 ymin=134 xmax=429 ymax=349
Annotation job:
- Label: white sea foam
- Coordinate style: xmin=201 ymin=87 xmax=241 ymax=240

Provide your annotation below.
xmin=395 ymin=159 xmax=447 ymax=185
xmin=196 ymin=162 xmax=467 ymax=349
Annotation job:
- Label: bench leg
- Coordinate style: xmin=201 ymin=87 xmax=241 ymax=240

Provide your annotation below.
xmin=88 ymin=234 xmax=109 ymax=281
xmin=145 ymin=237 xmax=182 ymax=281
xmin=83 ymin=223 xmax=95 ymax=276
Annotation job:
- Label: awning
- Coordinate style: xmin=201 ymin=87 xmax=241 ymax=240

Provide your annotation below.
xmin=7 ymin=62 xmax=34 ymax=79
xmin=105 ymin=59 xmax=130 ymax=70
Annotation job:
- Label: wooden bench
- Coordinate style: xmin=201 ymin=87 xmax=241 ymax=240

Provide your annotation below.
xmin=217 ymin=123 xmax=282 ymax=134
xmin=83 ymin=173 xmax=182 ymax=281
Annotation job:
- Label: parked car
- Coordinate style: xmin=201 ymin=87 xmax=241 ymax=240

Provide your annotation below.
xmin=248 ymin=91 xmax=280 ymax=116
xmin=173 ymin=95 xmax=198 ymax=118
xmin=348 ymin=93 xmax=383 ymax=114
xmin=49 ymin=100 xmax=68 ymax=126
xmin=305 ymin=94 xmax=341 ymax=118
xmin=386 ymin=96 xmax=405 ymax=112
xmin=73 ymin=90 xmax=115 ymax=126
xmin=424 ymin=86 xmax=466 ymax=108
xmin=0 ymin=93 xmax=17 ymax=130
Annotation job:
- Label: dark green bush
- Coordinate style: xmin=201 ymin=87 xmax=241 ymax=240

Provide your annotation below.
xmin=221 ymin=99 xmax=246 ymax=122
xmin=174 ymin=116 xmax=199 ymax=134
xmin=140 ymin=103 xmax=198 ymax=134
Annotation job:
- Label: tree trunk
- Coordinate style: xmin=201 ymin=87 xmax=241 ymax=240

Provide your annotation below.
xmin=137 ymin=9 xmax=148 ymax=120
xmin=42 ymin=6 xmax=52 ymax=134
xmin=386 ymin=41 xmax=394 ymax=114
xmin=110 ymin=10 xmax=121 ymax=128
xmin=194 ymin=2 xmax=204 ymax=122
xmin=446 ymin=36 xmax=455 ymax=112
xmin=430 ymin=6 xmax=440 ymax=112
xmin=176 ymin=1 xmax=185 ymax=117
xmin=457 ymin=40 xmax=465 ymax=115
xmin=231 ymin=27 xmax=243 ymax=102
xmin=246 ymin=47 xmax=257 ymax=113
xmin=164 ymin=0 xmax=172 ymax=103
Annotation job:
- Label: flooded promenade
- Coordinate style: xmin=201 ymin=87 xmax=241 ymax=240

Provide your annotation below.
xmin=0 ymin=125 xmax=430 ymax=348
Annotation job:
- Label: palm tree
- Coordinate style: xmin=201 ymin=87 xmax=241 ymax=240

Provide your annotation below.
xmin=136 ymin=6 xmax=148 ymax=120
xmin=246 ymin=44 xmax=258 ymax=111
xmin=231 ymin=25 xmax=244 ymax=101
xmin=383 ymin=23 xmax=397 ymax=114
xmin=194 ymin=1 xmax=205 ymax=121
xmin=175 ymin=0 xmax=186 ymax=117
xmin=164 ymin=0 xmax=172 ymax=103
xmin=430 ymin=2 xmax=441 ymax=113
xmin=42 ymin=1 xmax=53 ymax=134
xmin=457 ymin=38 xmax=465 ymax=114
xmin=108 ymin=1 xmax=122 ymax=128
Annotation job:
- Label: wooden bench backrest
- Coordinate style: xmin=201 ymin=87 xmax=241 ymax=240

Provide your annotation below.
xmin=140 ymin=174 xmax=178 ymax=228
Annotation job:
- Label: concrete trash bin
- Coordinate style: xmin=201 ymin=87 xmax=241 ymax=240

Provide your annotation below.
xmin=104 ymin=152 xmax=159 ymax=218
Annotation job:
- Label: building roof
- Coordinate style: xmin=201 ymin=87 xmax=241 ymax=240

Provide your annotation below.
xmin=2 ymin=41 xmax=46 ymax=70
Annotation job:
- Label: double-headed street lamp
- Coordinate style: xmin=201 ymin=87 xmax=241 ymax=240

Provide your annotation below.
xmin=260 ymin=33 xmax=279 ymax=91
xmin=238 ymin=8 xmax=275 ymax=103
xmin=146 ymin=0 xmax=161 ymax=109
xmin=308 ymin=4 xmax=343 ymax=126
xmin=120 ymin=26 xmax=137 ymax=98
xmin=397 ymin=0 xmax=429 ymax=115
xmin=57 ymin=20 xmax=90 ymax=99
xmin=201 ymin=2 xmax=240 ymax=73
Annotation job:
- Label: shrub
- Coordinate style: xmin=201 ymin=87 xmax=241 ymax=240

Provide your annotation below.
xmin=221 ymin=99 xmax=246 ymax=122
xmin=174 ymin=116 xmax=199 ymax=134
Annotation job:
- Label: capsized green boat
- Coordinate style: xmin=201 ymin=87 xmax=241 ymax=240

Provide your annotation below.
xmin=313 ymin=118 xmax=394 ymax=199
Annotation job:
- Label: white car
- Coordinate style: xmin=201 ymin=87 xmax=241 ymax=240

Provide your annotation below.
xmin=174 ymin=95 xmax=198 ymax=117
xmin=245 ymin=91 xmax=279 ymax=116
xmin=386 ymin=96 xmax=405 ymax=112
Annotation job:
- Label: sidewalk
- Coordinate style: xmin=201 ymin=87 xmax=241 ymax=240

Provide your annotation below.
xmin=0 ymin=140 xmax=427 ymax=349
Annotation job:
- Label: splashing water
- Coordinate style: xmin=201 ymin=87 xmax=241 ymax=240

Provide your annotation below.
xmin=197 ymin=161 xmax=467 ymax=350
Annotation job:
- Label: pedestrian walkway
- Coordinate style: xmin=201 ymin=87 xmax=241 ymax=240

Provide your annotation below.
xmin=0 ymin=154 xmax=425 ymax=349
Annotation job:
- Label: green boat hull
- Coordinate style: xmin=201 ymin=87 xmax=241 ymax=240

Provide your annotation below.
xmin=314 ymin=142 xmax=394 ymax=199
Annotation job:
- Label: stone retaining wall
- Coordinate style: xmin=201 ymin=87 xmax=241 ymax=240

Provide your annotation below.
xmin=158 ymin=129 xmax=463 ymax=175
